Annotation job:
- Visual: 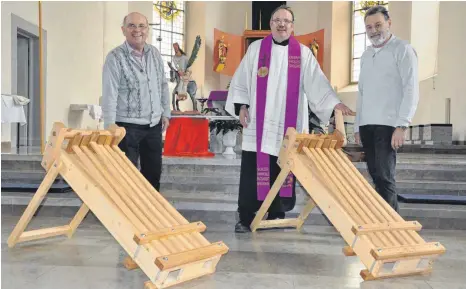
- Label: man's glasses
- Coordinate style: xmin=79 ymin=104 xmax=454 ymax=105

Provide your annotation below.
xmin=271 ymin=18 xmax=293 ymax=25
xmin=127 ymin=23 xmax=148 ymax=30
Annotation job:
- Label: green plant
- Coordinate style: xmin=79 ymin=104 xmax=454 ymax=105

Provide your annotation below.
xmin=209 ymin=120 xmax=242 ymax=135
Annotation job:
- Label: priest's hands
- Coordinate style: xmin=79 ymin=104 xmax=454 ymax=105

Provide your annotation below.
xmin=334 ymin=103 xmax=355 ymax=116
xmin=239 ymin=105 xmax=249 ymax=128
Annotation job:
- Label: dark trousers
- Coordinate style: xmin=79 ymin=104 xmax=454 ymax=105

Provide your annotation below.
xmin=238 ymin=151 xmax=296 ymax=226
xmin=116 ymin=121 xmax=163 ymax=191
xmin=359 ymin=125 xmax=399 ymax=212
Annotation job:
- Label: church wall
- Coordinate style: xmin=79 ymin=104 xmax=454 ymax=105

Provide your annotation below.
xmin=1 ymin=1 xmax=155 ymax=145
xmin=184 ymin=1 xmax=251 ymax=95
xmin=1 ymin=2 xmax=39 ymax=143
xmin=2 ymin=1 xmax=105 ymax=143
xmin=330 ymin=1 xmax=351 ymax=90
xmin=435 ymin=1 xmax=466 ymax=142
xmin=411 ymin=1 xmax=440 ymax=82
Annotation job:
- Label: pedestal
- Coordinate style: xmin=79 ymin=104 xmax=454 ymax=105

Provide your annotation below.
xmin=163 ymin=117 xmax=214 ymax=157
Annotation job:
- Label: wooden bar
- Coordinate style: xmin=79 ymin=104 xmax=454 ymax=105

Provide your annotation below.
xmin=7 ymin=161 xmax=62 ymax=248
xmin=134 ymin=222 xmax=207 ymax=245
xmin=256 ymin=218 xmax=299 ymax=229
xmin=155 ymin=242 xmax=229 ymax=271
xmin=17 ymin=225 xmax=70 ymax=243
xmin=67 ymin=203 xmax=90 ymax=238
xmin=371 ymin=243 xmax=446 ymax=260
xmin=250 ymin=168 xmax=291 ymax=232
xmin=352 ymin=221 xmax=422 ymax=235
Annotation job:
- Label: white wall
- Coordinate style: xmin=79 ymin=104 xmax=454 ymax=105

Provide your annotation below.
xmin=435 ymin=1 xmax=466 ymax=142
xmin=1 ymin=1 xmax=154 ymax=146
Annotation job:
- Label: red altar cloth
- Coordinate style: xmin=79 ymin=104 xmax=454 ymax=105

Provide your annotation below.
xmin=163 ymin=117 xmax=214 ymax=157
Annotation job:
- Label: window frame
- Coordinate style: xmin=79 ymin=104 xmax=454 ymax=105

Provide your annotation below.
xmin=152 ymin=1 xmax=186 ymax=79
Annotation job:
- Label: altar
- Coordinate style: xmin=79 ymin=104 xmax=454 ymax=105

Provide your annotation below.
xmin=163 ymin=114 xmax=237 ymax=158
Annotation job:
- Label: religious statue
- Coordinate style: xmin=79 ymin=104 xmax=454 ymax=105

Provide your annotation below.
xmin=168 ymin=36 xmax=201 ymax=112
xmin=215 ymin=36 xmax=229 ymax=72
xmin=310 ymin=38 xmax=319 ymax=58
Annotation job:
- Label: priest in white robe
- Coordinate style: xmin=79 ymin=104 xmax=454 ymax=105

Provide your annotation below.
xmin=225 ymin=5 xmax=353 ymax=233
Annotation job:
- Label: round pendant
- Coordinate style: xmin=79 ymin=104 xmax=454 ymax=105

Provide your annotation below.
xmin=257 ymin=66 xmax=269 ymax=77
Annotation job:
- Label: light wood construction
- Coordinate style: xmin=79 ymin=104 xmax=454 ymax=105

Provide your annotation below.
xmin=250 ymin=110 xmax=446 ymax=280
xmin=7 ymin=122 xmax=229 ymax=289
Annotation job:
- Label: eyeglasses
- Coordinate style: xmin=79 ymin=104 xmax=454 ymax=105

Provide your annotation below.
xmin=272 ymin=18 xmax=293 ymax=25
xmin=127 ymin=23 xmax=148 ymax=30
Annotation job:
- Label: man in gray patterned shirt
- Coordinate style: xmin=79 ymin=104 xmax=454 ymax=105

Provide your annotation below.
xmin=102 ymin=12 xmax=171 ymax=191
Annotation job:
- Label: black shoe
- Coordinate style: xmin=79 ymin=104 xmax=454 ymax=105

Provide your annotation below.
xmin=266 ymin=212 xmax=285 ymax=220
xmin=234 ymin=221 xmax=251 ymax=233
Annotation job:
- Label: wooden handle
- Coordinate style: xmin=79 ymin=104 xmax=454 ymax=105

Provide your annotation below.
xmin=334 ymin=110 xmax=347 ymax=147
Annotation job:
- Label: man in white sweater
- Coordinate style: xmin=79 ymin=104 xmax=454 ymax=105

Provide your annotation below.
xmin=354 ymin=5 xmax=419 ymax=212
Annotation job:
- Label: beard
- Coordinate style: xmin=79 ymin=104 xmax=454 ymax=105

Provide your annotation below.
xmin=369 ymin=30 xmax=390 ymax=47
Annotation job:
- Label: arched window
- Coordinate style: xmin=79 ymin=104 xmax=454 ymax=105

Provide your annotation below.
xmin=351 ymin=1 xmax=388 ymax=83
xmin=152 ymin=1 xmax=185 ymax=79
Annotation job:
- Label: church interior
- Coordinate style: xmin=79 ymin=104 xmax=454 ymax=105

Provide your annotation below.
xmin=1 ymin=1 xmax=466 ymax=289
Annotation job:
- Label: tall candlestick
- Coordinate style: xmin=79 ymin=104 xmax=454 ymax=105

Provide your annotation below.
xmin=245 ymin=12 xmax=248 ymax=30
xmin=259 ymin=10 xmax=262 ymax=30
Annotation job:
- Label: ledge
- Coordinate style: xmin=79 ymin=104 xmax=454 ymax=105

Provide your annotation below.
xmin=338 ymin=84 xmax=359 ymax=93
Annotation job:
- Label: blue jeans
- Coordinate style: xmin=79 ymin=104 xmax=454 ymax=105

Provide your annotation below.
xmin=359 ymin=125 xmax=399 ymax=212
xmin=116 ymin=121 xmax=163 ymax=191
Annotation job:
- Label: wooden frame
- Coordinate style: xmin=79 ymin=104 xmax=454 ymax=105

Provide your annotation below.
xmin=7 ymin=122 xmax=229 ymax=288
xmin=250 ymin=111 xmax=446 ymax=280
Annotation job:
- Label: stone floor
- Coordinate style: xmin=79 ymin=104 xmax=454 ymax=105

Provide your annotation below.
xmin=2 ymin=212 xmax=466 ymax=289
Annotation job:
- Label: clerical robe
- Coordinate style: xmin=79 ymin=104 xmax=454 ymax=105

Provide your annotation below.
xmin=225 ymin=37 xmax=341 ymax=224
xmin=225 ymin=39 xmax=340 ymax=157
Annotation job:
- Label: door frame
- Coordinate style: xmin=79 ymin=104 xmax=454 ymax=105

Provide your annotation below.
xmin=11 ymin=14 xmax=47 ymax=148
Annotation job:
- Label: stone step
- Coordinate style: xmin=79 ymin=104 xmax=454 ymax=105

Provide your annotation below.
xmin=2 ymin=190 xmax=466 ymax=230
xmin=3 ymin=166 xmax=466 ymax=189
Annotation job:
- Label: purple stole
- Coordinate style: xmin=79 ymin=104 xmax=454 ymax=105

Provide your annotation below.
xmin=256 ymin=34 xmax=301 ymax=201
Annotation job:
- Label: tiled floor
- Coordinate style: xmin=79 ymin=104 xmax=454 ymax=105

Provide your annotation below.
xmin=2 ymin=212 xmax=466 ymax=289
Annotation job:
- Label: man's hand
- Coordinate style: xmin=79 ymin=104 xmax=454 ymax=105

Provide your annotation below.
xmin=239 ymin=105 xmax=249 ymax=128
xmin=391 ymin=128 xmax=405 ymax=150
xmin=334 ymin=103 xmax=355 ymax=116
xmin=162 ymin=117 xmax=170 ymax=133
xmin=354 ymin=132 xmax=361 ymax=145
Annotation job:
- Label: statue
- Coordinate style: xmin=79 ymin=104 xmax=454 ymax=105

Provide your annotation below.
xmin=215 ymin=35 xmax=229 ymax=72
xmin=168 ymin=36 xmax=201 ymax=112
xmin=310 ymin=38 xmax=319 ymax=58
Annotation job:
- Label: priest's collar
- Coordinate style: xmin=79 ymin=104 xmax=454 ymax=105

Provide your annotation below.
xmin=272 ymin=37 xmax=289 ymax=46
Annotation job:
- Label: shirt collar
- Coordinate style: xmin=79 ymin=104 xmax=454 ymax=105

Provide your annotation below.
xmin=124 ymin=41 xmax=150 ymax=56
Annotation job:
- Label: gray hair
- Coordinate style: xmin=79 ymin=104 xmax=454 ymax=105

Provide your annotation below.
xmin=122 ymin=12 xmax=148 ymax=26
xmin=270 ymin=5 xmax=295 ymax=22
xmin=364 ymin=5 xmax=390 ymax=21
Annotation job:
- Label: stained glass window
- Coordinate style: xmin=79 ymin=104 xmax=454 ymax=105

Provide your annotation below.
xmin=351 ymin=1 xmax=389 ymax=82
xmin=152 ymin=1 xmax=185 ymax=79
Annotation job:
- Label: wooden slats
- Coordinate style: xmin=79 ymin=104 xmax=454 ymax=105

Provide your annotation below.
xmin=252 ymin=126 xmax=446 ymax=281
xmin=134 ymin=222 xmax=207 ymax=245
xmin=8 ymin=123 xmax=229 ymax=289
